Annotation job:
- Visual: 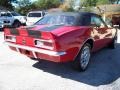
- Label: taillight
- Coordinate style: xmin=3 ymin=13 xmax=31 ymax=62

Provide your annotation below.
xmin=43 ymin=42 xmax=53 ymax=46
xmin=5 ymin=35 xmax=16 ymax=42
xmin=34 ymin=39 xmax=53 ymax=50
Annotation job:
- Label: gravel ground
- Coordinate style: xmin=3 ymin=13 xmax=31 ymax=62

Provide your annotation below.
xmin=0 ymin=30 xmax=120 ymax=90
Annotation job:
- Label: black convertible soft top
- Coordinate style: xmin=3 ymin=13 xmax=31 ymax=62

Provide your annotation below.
xmin=36 ymin=12 xmax=101 ymax=27
xmin=46 ymin=12 xmax=100 ymax=18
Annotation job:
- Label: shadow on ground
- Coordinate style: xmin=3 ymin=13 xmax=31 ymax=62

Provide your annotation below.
xmin=33 ymin=43 xmax=120 ymax=86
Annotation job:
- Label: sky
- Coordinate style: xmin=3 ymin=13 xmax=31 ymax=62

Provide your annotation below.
xmin=31 ymin=0 xmax=38 ymax=2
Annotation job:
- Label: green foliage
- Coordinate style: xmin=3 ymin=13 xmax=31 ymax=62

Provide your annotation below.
xmin=17 ymin=0 xmax=31 ymax=7
xmin=80 ymin=0 xmax=119 ymax=7
xmin=35 ymin=0 xmax=61 ymax=10
xmin=79 ymin=0 xmax=119 ymax=12
xmin=62 ymin=6 xmax=74 ymax=12
xmin=16 ymin=4 xmax=37 ymax=15
xmin=15 ymin=0 xmax=61 ymax=15
xmin=0 ymin=0 xmax=17 ymax=10
xmin=81 ymin=0 xmax=98 ymax=7
xmin=16 ymin=0 xmax=37 ymax=15
xmin=59 ymin=0 xmax=75 ymax=12
xmin=96 ymin=0 xmax=110 ymax=5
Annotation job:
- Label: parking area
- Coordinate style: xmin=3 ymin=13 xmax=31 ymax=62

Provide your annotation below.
xmin=0 ymin=30 xmax=120 ymax=90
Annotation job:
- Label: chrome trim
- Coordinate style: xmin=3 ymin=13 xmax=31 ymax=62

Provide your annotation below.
xmin=5 ymin=35 xmax=16 ymax=42
xmin=34 ymin=39 xmax=54 ymax=50
xmin=32 ymin=51 xmax=37 ymax=58
xmin=16 ymin=48 xmax=20 ymax=53
xmin=34 ymin=39 xmax=53 ymax=43
xmin=5 ymin=42 xmax=66 ymax=56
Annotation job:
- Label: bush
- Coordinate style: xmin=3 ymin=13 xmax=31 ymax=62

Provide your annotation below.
xmin=59 ymin=3 xmax=74 ymax=12
xmin=35 ymin=0 xmax=61 ymax=10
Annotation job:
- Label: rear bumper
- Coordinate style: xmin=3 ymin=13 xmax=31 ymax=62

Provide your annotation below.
xmin=5 ymin=42 xmax=68 ymax=62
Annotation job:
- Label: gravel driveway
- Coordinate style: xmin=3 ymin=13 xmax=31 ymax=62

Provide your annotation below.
xmin=0 ymin=30 xmax=120 ymax=90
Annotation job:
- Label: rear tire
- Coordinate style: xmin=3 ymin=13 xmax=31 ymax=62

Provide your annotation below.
xmin=13 ymin=21 xmax=21 ymax=28
xmin=0 ymin=28 xmax=3 ymax=31
xmin=108 ymin=36 xmax=117 ymax=49
xmin=72 ymin=43 xmax=91 ymax=71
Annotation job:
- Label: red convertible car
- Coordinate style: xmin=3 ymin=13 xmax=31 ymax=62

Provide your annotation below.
xmin=4 ymin=12 xmax=117 ymax=71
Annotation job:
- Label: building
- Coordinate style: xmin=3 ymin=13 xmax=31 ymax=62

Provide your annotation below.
xmin=95 ymin=4 xmax=120 ymax=26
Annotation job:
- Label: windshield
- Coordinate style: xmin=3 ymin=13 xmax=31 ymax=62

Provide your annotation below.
xmin=0 ymin=12 xmax=12 ymax=17
xmin=28 ymin=13 xmax=42 ymax=17
xmin=36 ymin=15 xmax=75 ymax=25
xmin=11 ymin=12 xmax=21 ymax=16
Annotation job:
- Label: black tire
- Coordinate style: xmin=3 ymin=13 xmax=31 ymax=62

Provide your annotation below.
xmin=0 ymin=28 xmax=3 ymax=31
xmin=12 ymin=21 xmax=21 ymax=28
xmin=108 ymin=36 xmax=117 ymax=49
xmin=72 ymin=43 xmax=91 ymax=71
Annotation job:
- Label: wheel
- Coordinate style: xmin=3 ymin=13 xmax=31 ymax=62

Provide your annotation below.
xmin=0 ymin=28 xmax=3 ymax=31
xmin=108 ymin=36 xmax=117 ymax=49
xmin=13 ymin=21 xmax=21 ymax=28
xmin=72 ymin=43 xmax=91 ymax=71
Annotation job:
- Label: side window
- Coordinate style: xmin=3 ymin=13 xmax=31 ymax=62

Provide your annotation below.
xmin=82 ymin=15 xmax=91 ymax=26
xmin=78 ymin=15 xmax=90 ymax=26
xmin=6 ymin=13 xmax=12 ymax=17
xmin=38 ymin=13 xmax=41 ymax=17
xmin=91 ymin=16 xmax=106 ymax=28
xmin=1 ymin=13 xmax=5 ymax=17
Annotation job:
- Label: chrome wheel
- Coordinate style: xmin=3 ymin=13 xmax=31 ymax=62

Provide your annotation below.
xmin=80 ymin=46 xmax=91 ymax=69
xmin=72 ymin=43 xmax=91 ymax=71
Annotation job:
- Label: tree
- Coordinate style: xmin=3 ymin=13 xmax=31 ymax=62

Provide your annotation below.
xmin=0 ymin=0 xmax=17 ymax=10
xmin=79 ymin=0 xmax=120 ymax=12
xmin=17 ymin=0 xmax=31 ymax=7
xmin=116 ymin=0 xmax=120 ymax=4
xmin=97 ymin=0 xmax=110 ymax=5
xmin=35 ymin=0 xmax=61 ymax=10
xmin=109 ymin=0 xmax=120 ymax=4
xmin=16 ymin=0 xmax=37 ymax=15
xmin=80 ymin=0 xmax=120 ymax=7
xmin=59 ymin=0 xmax=75 ymax=11
xmin=80 ymin=0 xmax=98 ymax=7
xmin=16 ymin=0 xmax=60 ymax=15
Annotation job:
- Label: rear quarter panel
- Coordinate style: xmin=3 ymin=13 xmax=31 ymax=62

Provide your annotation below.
xmin=53 ymin=26 xmax=91 ymax=61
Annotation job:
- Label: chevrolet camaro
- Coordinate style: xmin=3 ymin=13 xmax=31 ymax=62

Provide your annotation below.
xmin=4 ymin=12 xmax=117 ymax=71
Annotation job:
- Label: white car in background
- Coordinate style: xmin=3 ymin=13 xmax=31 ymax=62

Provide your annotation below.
xmin=26 ymin=11 xmax=46 ymax=26
xmin=0 ymin=11 xmax=26 ymax=28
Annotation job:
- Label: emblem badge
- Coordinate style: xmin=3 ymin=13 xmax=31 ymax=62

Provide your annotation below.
xmin=22 ymin=39 xmax=26 ymax=45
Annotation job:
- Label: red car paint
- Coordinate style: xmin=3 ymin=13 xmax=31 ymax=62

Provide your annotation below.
xmin=4 ymin=12 xmax=117 ymax=62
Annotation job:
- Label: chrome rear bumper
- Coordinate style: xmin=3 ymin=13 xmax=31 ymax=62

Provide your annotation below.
xmin=4 ymin=42 xmax=66 ymax=58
